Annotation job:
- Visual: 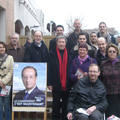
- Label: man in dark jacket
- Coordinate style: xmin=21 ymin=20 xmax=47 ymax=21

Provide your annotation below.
xmin=71 ymin=32 xmax=95 ymax=59
xmin=67 ymin=63 xmax=108 ymax=120
xmin=97 ymin=22 xmax=116 ymax=45
xmin=68 ymin=19 xmax=90 ymax=46
xmin=24 ymin=31 xmax=48 ymax=62
xmin=49 ymin=25 xmax=74 ymax=52
xmin=7 ymin=33 xmax=25 ymax=62
xmin=96 ymin=37 xmax=107 ymax=66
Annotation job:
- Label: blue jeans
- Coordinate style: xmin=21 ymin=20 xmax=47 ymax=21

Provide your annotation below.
xmin=0 ymin=87 xmax=11 ymax=120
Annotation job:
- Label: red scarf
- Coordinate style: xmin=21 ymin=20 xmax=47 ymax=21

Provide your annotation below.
xmin=56 ymin=46 xmax=68 ymax=91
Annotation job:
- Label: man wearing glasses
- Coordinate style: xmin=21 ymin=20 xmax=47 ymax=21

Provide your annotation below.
xmin=13 ymin=66 xmax=45 ymax=107
xmin=67 ymin=63 xmax=108 ymax=120
xmin=7 ymin=33 xmax=25 ymax=62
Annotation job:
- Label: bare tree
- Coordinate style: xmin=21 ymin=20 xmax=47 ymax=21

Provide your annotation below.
xmin=65 ymin=14 xmax=87 ymax=35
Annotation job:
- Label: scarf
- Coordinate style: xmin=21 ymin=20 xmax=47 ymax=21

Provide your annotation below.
xmin=56 ymin=46 xmax=68 ymax=91
xmin=99 ymin=32 xmax=111 ymax=44
xmin=78 ymin=55 xmax=88 ymax=65
xmin=0 ymin=53 xmax=7 ymax=62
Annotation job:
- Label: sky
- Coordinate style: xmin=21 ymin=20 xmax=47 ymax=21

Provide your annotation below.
xmin=34 ymin=0 xmax=120 ymax=34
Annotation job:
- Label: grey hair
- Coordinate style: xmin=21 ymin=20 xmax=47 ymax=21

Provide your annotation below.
xmin=10 ymin=33 xmax=19 ymax=40
xmin=56 ymin=35 xmax=67 ymax=43
xmin=74 ymin=19 xmax=81 ymax=24
xmin=27 ymin=37 xmax=32 ymax=41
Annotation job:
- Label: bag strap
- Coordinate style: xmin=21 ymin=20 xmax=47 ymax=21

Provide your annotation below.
xmin=0 ymin=55 xmax=8 ymax=68
xmin=91 ymin=58 xmax=93 ymax=64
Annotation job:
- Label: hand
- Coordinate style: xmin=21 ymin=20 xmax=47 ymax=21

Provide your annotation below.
xmin=78 ymin=74 xmax=82 ymax=80
xmin=67 ymin=113 xmax=73 ymax=120
xmin=86 ymin=106 xmax=96 ymax=115
xmin=83 ymin=72 xmax=88 ymax=77
xmin=47 ymin=86 xmax=53 ymax=90
xmin=0 ymin=81 xmax=4 ymax=88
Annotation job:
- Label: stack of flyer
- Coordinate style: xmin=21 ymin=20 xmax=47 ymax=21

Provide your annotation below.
xmin=107 ymin=115 xmax=120 ymax=120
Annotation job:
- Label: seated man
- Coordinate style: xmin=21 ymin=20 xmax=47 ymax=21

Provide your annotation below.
xmin=67 ymin=63 xmax=108 ymax=120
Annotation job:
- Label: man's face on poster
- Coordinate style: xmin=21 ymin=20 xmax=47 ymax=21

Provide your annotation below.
xmin=22 ymin=68 xmax=37 ymax=91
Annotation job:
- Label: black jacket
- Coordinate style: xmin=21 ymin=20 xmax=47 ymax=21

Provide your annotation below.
xmin=97 ymin=32 xmax=116 ymax=45
xmin=47 ymin=47 xmax=72 ymax=91
xmin=68 ymin=30 xmax=91 ymax=46
xmin=67 ymin=76 xmax=108 ymax=113
xmin=24 ymin=40 xmax=48 ymax=62
xmin=49 ymin=37 xmax=74 ymax=52
xmin=95 ymin=49 xmax=107 ymax=66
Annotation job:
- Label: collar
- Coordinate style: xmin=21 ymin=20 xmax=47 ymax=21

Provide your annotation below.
xmin=100 ymin=51 xmax=106 ymax=57
xmin=74 ymin=43 xmax=91 ymax=51
xmin=34 ymin=40 xmax=42 ymax=47
xmin=8 ymin=43 xmax=22 ymax=50
xmin=25 ymin=85 xmax=36 ymax=94
xmin=89 ymin=77 xmax=98 ymax=84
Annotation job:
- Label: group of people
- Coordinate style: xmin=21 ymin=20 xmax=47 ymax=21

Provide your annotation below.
xmin=0 ymin=19 xmax=120 ymax=120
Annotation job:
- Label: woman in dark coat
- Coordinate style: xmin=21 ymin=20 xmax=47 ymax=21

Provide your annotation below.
xmin=100 ymin=44 xmax=120 ymax=118
xmin=47 ymin=35 xmax=72 ymax=120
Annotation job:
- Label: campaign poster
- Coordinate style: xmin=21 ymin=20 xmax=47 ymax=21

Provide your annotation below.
xmin=12 ymin=63 xmax=47 ymax=112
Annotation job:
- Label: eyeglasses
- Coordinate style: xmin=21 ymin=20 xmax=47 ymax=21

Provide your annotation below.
xmin=89 ymin=71 xmax=99 ymax=74
xmin=108 ymin=50 xmax=116 ymax=53
xmin=79 ymin=49 xmax=86 ymax=51
xmin=22 ymin=76 xmax=36 ymax=80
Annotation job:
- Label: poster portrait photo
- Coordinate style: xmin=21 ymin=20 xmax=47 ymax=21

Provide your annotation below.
xmin=12 ymin=63 xmax=46 ymax=111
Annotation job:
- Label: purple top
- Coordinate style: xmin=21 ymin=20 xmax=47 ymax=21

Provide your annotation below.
xmin=69 ymin=55 xmax=98 ymax=86
xmin=110 ymin=58 xmax=118 ymax=64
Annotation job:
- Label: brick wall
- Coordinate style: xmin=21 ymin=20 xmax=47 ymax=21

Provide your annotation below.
xmin=0 ymin=0 xmax=14 ymax=44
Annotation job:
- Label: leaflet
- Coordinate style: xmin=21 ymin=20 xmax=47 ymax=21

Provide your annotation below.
xmin=0 ymin=86 xmax=11 ymax=96
xmin=76 ymin=108 xmax=89 ymax=116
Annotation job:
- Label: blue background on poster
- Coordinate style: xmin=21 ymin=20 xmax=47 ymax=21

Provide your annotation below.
xmin=13 ymin=63 xmax=46 ymax=91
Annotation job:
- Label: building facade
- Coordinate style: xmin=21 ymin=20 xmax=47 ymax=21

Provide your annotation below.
xmin=0 ymin=0 xmax=44 ymax=44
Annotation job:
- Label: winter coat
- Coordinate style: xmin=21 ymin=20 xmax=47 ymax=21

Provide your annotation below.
xmin=69 ymin=55 xmax=97 ymax=86
xmin=24 ymin=40 xmax=48 ymax=62
xmin=67 ymin=76 xmax=108 ymax=114
xmin=100 ymin=59 xmax=120 ymax=94
xmin=47 ymin=47 xmax=72 ymax=91
xmin=7 ymin=43 xmax=25 ymax=62
xmin=97 ymin=32 xmax=116 ymax=45
xmin=96 ymin=49 xmax=107 ymax=66
xmin=0 ymin=55 xmax=14 ymax=86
